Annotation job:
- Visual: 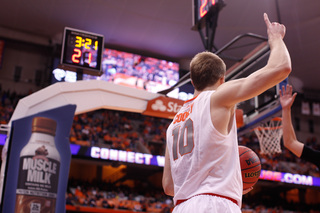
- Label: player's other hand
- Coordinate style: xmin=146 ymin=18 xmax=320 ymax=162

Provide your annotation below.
xmin=243 ymin=187 xmax=253 ymax=195
xmin=279 ymin=84 xmax=297 ymax=110
xmin=264 ymin=13 xmax=286 ymax=40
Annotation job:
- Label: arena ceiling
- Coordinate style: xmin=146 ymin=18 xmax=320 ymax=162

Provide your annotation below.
xmin=1 ymin=0 xmax=320 ymax=95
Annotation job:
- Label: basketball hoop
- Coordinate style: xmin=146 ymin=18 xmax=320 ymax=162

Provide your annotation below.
xmin=253 ymin=117 xmax=283 ymax=155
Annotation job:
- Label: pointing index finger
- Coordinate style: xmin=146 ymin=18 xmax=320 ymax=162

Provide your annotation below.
xmin=264 ymin=13 xmax=271 ymax=27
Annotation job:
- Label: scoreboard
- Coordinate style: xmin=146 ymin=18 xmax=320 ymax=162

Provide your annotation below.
xmin=60 ymin=27 xmax=104 ymax=75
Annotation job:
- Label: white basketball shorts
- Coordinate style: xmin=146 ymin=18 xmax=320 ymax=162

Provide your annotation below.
xmin=173 ymin=194 xmax=241 ymax=213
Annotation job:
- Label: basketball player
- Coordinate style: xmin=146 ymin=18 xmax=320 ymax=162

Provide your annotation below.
xmin=162 ymin=13 xmax=291 ymax=213
xmin=280 ymin=84 xmax=320 ymax=169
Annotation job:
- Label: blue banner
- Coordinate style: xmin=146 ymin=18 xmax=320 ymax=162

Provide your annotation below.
xmin=1 ymin=105 xmax=76 ymax=213
xmin=259 ymin=169 xmax=320 ymax=187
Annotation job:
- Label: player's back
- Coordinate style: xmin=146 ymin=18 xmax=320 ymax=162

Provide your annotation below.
xmin=166 ymin=90 xmax=242 ymax=207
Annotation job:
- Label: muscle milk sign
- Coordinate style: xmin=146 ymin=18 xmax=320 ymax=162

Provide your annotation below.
xmin=142 ymin=96 xmax=184 ymax=119
xmin=20 ymin=156 xmax=59 ymax=186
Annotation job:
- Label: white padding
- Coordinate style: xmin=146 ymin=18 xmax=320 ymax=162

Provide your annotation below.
xmin=9 ymin=80 xmax=162 ymax=125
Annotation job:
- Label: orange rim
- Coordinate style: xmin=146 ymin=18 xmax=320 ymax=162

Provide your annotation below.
xmin=271 ymin=117 xmax=282 ymax=121
xmin=254 ymin=125 xmax=282 ymax=131
xmin=252 ymin=117 xmax=282 ymax=131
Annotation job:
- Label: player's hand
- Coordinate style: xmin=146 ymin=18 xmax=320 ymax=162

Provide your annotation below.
xmin=243 ymin=187 xmax=253 ymax=195
xmin=264 ymin=13 xmax=286 ymax=41
xmin=279 ymin=84 xmax=297 ymax=110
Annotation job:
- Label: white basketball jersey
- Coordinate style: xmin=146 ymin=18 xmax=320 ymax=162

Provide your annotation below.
xmin=166 ymin=90 xmax=242 ymax=207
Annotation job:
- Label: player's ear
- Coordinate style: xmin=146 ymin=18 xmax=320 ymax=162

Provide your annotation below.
xmin=219 ymin=76 xmax=225 ymax=84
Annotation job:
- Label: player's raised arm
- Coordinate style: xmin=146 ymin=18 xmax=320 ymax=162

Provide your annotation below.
xmin=280 ymin=85 xmax=320 ymax=169
xmin=213 ymin=13 xmax=291 ymax=107
xmin=280 ymin=84 xmax=303 ymax=157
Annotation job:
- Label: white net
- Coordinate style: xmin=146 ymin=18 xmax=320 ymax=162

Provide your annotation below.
xmin=254 ymin=117 xmax=283 ymax=155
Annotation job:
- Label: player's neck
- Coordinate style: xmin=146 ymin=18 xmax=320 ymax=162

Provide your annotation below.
xmin=194 ymin=82 xmax=221 ymax=96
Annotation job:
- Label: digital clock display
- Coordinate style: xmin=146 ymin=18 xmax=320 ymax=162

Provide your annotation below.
xmin=193 ymin=0 xmax=224 ymax=29
xmin=60 ymin=27 xmax=104 ymax=74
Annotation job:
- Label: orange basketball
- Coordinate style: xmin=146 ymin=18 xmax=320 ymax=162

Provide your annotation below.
xmin=239 ymin=145 xmax=261 ymax=190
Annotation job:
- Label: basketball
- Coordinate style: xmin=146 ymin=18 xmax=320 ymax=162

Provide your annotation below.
xmin=239 ymin=145 xmax=261 ymax=190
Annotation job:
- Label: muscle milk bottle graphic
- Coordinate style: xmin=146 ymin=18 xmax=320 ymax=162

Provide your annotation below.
xmin=15 ymin=117 xmax=60 ymax=213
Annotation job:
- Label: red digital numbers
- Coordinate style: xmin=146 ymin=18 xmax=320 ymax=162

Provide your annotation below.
xmin=199 ymin=0 xmax=216 ymax=18
xmin=62 ymin=28 xmax=103 ymax=71
xmin=72 ymin=48 xmax=92 ymax=65
xmin=200 ymin=0 xmax=208 ymax=17
xmin=72 ymin=49 xmax=81 ymax=63
xmin=84 ymin=52 xmax=92 ymax=64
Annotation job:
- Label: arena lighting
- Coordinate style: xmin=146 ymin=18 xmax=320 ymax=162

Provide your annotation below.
xmin=52 ymin=68 xmax=77 ymax=82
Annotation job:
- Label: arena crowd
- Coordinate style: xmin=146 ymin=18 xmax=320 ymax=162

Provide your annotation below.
xmin=1 ymin=89 xmax=319 ymax=213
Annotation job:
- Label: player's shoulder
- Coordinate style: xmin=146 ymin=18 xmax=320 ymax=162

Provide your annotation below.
xmin=211 ymin=80 xmax=241 ymax=108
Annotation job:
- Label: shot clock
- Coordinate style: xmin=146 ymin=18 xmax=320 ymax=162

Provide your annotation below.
xmin=60 ymin=27 xmax=104 ymax=75
xmin=192 ymin=0 xmax=225 ymax=29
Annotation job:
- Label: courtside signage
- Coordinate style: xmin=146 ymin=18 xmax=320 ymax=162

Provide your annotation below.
xmin=69 ymin=144 xmax=165 ymax=167
xmin=69 ymin=144 xmax=320 ymax=187
xmin=90 ymin=147 xmax=165 ymax=166
xmin=142 ymin=96 xmax=184 ymax=119
xmin=259 ymin=169 xmax=320 ymax=187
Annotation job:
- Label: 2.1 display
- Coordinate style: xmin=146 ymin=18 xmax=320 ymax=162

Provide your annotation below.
xmin=60 ymin=27 xmax=104 ymax=74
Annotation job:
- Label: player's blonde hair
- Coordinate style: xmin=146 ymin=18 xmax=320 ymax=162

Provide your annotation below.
xmin=190 ymin=51 xmax=226 ymax=91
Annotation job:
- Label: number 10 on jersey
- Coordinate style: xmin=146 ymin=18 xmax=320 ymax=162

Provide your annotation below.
xmin=172 ymin=118 xmax=195 ymax=160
